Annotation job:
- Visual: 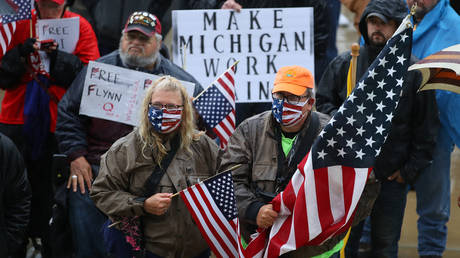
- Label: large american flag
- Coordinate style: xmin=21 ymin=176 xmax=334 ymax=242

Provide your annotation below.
xmin=0 ymin=0 xmax=31 ymax=56
xmin=180 ymin=170 xmax=244 ymax=258
xmin=193 ymin=64 xmax=236 ymax=148
xmin=249 ymin=16 xmax=414 ymax=257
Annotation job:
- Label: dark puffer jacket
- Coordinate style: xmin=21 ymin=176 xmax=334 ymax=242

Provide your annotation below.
xmin=0 ymin=133 xmax=31 ymax=256
xmin=316 ymin=0 xmax=439 ymax=184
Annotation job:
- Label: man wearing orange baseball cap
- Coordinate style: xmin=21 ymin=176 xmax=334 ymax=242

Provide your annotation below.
xmin=219 ymin=65 xmax=346 ymax=256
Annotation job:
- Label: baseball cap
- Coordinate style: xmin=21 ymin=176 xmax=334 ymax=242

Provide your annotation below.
xmin=272 ymin=66 xmax=314 ymax=96
xmin=366 ymin=12 xmax=389 ymax=23
xmin=36 ymin=0 xmax=66 ymax=4
xmin=124 ymin=11 xmax=161 ymax=37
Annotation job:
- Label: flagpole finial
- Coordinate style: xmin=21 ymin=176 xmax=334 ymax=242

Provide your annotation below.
xmin=410 ymin=3 xmax=417 ymax=17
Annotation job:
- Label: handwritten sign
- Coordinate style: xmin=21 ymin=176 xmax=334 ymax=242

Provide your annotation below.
xmin=80 ymin=61 xmax=196 ymax=126
xmin=37 ymin=17 xmax=79 ymax=53
xmin=172 ymin=8 xmax=314 ymax=103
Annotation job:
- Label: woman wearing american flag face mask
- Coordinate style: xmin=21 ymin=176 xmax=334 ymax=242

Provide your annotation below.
xmin=91 ymin=76 xmax=219 ymax=258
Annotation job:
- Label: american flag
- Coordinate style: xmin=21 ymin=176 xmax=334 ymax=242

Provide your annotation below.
xmin=180 ymin=170 xmax=244 ymax=258
xmin=148 ymin=106 xmax=182 ymax=134
xmin=250 ymin=16 xmax=414 ymax=257
xmin=0 ymin=0 xmax=31 ymax=56
xmin=272 ymin=99 xmax=305 ymax=126
xmin=193 ymin=64 xmax=236 ymax=148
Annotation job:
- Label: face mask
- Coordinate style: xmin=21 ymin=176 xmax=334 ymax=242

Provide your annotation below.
xmin=272 ymin=98 xmax=307 ymax=127
xmin=148 ymin=105 xmax=182 ymax=134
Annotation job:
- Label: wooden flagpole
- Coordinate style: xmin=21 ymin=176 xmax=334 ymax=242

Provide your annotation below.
xmin=348 ymin=43 xmax=360 ymax=96
xmin=170 ymin=163 xmax=242 ymax=198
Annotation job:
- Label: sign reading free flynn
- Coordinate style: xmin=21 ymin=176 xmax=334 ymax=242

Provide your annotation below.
xmin=79 ymin=61 xmax=195 ymax=126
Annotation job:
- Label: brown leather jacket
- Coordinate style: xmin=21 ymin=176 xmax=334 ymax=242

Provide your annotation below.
xmin=219 ymin=111 xmax=380 ymax=257
xmin=91 ymin=129 xmax=219 ymax=257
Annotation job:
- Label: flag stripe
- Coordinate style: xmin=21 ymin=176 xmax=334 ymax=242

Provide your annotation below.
xmin=328 ymin=166 xmax=345 ymax=223
xmin=304 ymin=154 xmax=321 ymax=240
xmin=195 ymin=184 xmax=239 ymax=252
xmin=182 ymin=188 xmax=237 ymax=257
xmin=180 ymin=190 xmax=229 ymax=257
xmin=219 ymin=74 xmax=235 ymax=100
xmin=315 ymin=166 xmax=335 ymax=232
xmin=191 ymin=186 xmax=238 ymax=256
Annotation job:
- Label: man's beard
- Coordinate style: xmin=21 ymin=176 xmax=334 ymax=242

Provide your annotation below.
xmin=369 ymin=31 xmax=387 ymax=48
xmin=413 ymin=5 xmax=429 ymax=22
xmin=119 ymin=41 xmax=159 ymax=69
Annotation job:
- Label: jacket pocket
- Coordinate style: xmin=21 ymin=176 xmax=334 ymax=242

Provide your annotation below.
xmin=251 ymin=163 xmax=277 ymax=193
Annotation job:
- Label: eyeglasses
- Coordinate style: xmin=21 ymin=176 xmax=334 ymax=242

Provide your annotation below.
xmin=149 ymin=103 xmax=184 ymax=111
xmin=272 ymin=92 xmax=309 ymax=104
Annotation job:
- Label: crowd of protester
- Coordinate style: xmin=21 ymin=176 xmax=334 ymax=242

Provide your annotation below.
xmin=0 ymin=0 xmax=459 ymax=257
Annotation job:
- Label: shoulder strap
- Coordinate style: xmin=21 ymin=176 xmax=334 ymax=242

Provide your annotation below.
xmin=143 ymin=134 xmax=181 ymax=197
xmin=288 ymin=112 xmax=320 ymax=167
xmin=274 ymin=112 xmax=320 ymax=192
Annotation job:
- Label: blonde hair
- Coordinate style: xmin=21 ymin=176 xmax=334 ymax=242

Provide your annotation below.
xmin=138 ymin=76 xmax=197 ymax=165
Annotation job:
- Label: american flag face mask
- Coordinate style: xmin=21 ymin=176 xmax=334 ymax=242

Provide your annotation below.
xmin=148 ymin=105 xmax=182 ymax=134
xmin=272 ymin=98 xmax=308 ymax=127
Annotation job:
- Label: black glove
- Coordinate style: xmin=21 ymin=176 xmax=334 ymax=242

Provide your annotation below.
xmin=18 ymin=38 xmax=37 ymax=57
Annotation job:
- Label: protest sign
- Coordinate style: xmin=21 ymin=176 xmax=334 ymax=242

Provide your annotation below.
xmin=37 ymin=16 xmax=79 ymax=53
xmin=80 ymin=61 xmax=196 ymax=126
xmin=172 ymin=8 xmax=314 ymax=103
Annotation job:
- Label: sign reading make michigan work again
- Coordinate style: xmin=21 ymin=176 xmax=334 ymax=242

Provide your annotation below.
xmin=172 ymin=8 xmax=314 ymax=103
xmin=79 ymin=61 xmax=195 ymax=126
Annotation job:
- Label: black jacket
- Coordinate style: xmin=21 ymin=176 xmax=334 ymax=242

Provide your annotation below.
xmin=0 ymin=133 xmax=31 ymax=256
xmin=56 ymin=51 xmax=204 ymax=166
xmin=0 ymin=46 xmax=83 ymax=90
xmin=316 ymin=1 xmax=439 ymax=184
xmin=216 ymin=0 xmax=329 ymax=59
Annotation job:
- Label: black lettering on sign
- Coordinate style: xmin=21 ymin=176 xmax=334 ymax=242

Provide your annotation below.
xmin=203 ymin=58 xmax=220 ymax=77
xmin=204 ymin=11 xmax=217 ymax=31
xmin=294 ymin=31 xmax=305 ymax=51
xmin=230 ymin=34 xmax=241 ymax=53
xmin=266 ymin=54 xmax=277 ymax=73
xmin=250 ymin=10 xmax=261 ymax=30
xmin=259 ymin=81 xmax=270 ymax=100
xmin=46 ymin=26 xmax=70 ymax=35
xmin=273 ymin=10 xmax=283 ymax=29
xmin=214 ymin=34 xmax=224 ymax=53
xmin=180 ymin=35 xmax=193 ymax=54
xmin=259 ymin=34 xmax=272 ymax=52
xmin=227 ymin=11 xmax=239 ymax=30
xmin=246 ymin=56 xmax=258 ymax=75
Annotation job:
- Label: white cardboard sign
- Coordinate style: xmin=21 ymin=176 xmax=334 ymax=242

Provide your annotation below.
xmin=80 ymin=61 xmax=195 ymax=126
xmin=172 ymin=8 xmax=314 ymax=103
